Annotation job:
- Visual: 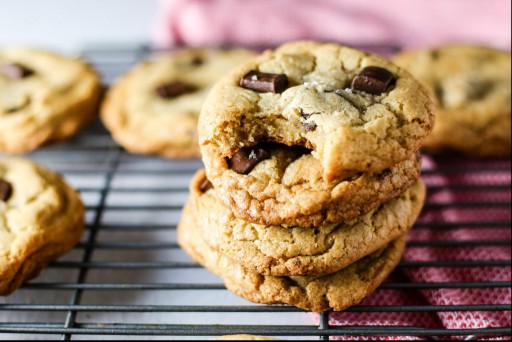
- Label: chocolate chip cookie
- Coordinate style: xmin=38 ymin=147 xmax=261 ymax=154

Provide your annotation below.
xmin=199 ymin=41 xmax=435 ymax=182
xmin=394 ymin=44 xmax=511 ymax=157
xmin=177 ymin=195 xmax=407 ymax=312
xmin=191 ymin=170 xmax=424 ymax=276
xmin=101 ymin=48 xmax=254 ymax=158
xmin=0 ymin=158 xmax=84 ymax=295
xmin=0 ymin=47 xmax=101 ymax=153
xmin=202 ymin=142 xmax=421 ymax=227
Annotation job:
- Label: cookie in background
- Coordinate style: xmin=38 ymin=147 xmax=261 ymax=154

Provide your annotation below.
xmin=394 ymin=44 xmax=511 ymax=157
xmin=0 ymin=47 xmax=102 ymax=153
xmin=101 ymin=47 xmax=255 ymax=158
xmin=0 ymin=158 xmax=84 ymax=295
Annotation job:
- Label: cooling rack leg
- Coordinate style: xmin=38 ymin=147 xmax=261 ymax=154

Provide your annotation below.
xmin=319 ymin=312 xmax=330 ymax=340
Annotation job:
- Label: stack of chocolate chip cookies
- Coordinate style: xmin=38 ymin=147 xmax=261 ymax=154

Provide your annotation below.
xmin=178 ymin=41 xmax=435 ymax=312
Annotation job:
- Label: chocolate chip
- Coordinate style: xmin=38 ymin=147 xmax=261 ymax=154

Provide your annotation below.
xmin=300 ymin=109 xmax=318 ymax=131
xmin=199 ymin=178 xmax=213 ymax=193
xmin=430 ymin=50 xmax=440 ymax=60
xmin=190 ymin=56 xmax=204 ymax=67
xmin=155 ymin=81 xmax=197 ymax=99
xmin=351 ymin=66 xmax=396 ymax=95
xmin=240 ymin=71 xmax=288 ymax=93
xmin=0 ymin=178 xmax=13 ymax=202
xmin=467 ymin=80 xmax=492 ymax=100
xmin=1 ymin=63 xmax=34 ymax=79
xmin=227 ymin=145 xmax=271 ymax=174
xmin=434 ymin=83 xmax=445 ymax=106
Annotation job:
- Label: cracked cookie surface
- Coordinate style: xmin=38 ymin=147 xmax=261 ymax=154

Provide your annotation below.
xmin=202 ymin=143 xmax=422 ymax=227
xmin=0 ymin=47 xmax=101 ymax=153
xmin=177 ymin=194 xmax=407 ymax=312
xmin=101 ymin=48 xmax=254 ymax=158
xmin=191 ymin=169 xmax=424 ymax=276
xmin=199 ymin=41 xmax=434 ymax=181
xmin=394 ymin=44 xmax=511 ymax=157
xmin=0 ymin=158 xmax=84 ymax=295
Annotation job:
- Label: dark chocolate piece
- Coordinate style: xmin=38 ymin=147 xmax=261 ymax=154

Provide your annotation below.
xmin=190 ymin=56 xmax=204 ymax=67
xmin=199 ymin=178 xmax=213 ymax=192
xmin=300 ymin=109 xmax=318 ymax=131
xmin=351 ymin=66 xmax=396 ymax=95
xmin=227 ymin=145 xmax=271 ymax=174
xmin=240 ymin=71 xmax=288 ymax=93
xmin=434 ymin=83 xmax=445 ymax=106
xmin=155 ymin=81 xmax=197 ymax=99
xmin=1 ymin=63 xmax=34 ymax=79
xmin=430 ymin=50 xmax=440 ymax=60
xmin=467 ymin=80 xmax=492 ymax=100
xmin=0 ymin=178 xmax=13 ymax=202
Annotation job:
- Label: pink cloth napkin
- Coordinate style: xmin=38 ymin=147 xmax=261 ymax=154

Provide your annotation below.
xmin=154 ymin=0 xmax=511 ymax=50
xmin=315 ymin=155 xmax=511 ymax=340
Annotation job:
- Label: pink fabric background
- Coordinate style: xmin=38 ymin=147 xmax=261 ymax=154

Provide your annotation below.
xmin=154 ymin=0 xmax=511 ymax=50
xmin=316 ymin=155 xmax=511 ymax=340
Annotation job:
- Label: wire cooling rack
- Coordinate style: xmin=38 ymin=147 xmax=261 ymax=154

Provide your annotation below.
xmin=0 ymin=45 xmax=510 ymax=340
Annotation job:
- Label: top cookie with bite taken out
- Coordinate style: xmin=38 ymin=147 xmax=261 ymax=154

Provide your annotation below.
xmin=199 ymin=41 xmax=434 ymax=184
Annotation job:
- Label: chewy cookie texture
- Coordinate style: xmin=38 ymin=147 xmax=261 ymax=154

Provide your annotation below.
xmin=101 ymin=47 xmax=254 ymax=158
xmin=178 ymin=194 xmax=407 ymax=312
xmin=193 ymin=170 xmax=425 ymax=277
xmin=0 ymin=47 xmax=102 ymax=153
xmin=394 ymin=44 xmax=511 ymax=157
xmin=179 ymin=41 xmax=430 ymax=311
xmin=0 ymin=158 xmax=84 ymax=295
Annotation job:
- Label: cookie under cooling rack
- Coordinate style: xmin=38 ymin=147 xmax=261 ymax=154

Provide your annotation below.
xmin=0 ymin=44 xmax=510 ymax=340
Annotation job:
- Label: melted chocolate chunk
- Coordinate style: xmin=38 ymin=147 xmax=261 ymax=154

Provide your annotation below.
xmin=351 ymin=66 xmax=396 ymax=95
xmin=1 ymin=63 xmax=34 ymax=79
xmin=199 ymin=178 xmax=213 ymax=192
xmin=227 ymin=145 xmax=271 ymax=174
xmin=156 ymin=81 xmax=197 ymax=99
xmin=240 ymin=71 xmax=288 ymax=93
xmin=300 ymin=109 xmax=318 ymax=131
xmin=0 ymin=178 xmax=13 ymax=202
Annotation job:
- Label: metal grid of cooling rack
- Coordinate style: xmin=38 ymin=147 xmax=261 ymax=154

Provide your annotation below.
xmin=0 ymin=45 xmax=511 ymax=340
